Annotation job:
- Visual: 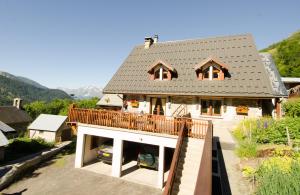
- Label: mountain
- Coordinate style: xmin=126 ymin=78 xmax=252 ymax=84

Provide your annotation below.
xmin=0 ymin=71 xmax=71 ymax=106
xmin=260 ymin=30 xmax=300 ymax=77
xmin=0 ymin=71 xmax=47 ymax=89
xmin=58 ymin=86 xmax=103 ymax=99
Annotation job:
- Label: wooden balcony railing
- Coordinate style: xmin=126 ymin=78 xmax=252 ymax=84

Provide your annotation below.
xmin=163 ymin=123 xmax=188 ymax=195
xmin=194 ymin=121 xmax=213 ymax=195
xmin=68 ymin=107 xmax=209 ymax=139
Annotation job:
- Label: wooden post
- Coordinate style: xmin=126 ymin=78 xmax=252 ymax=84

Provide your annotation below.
xmin=286 ymin=127 xmax=292 ymax=147
xmin=249 ymin=123 xmax=252 ymax=142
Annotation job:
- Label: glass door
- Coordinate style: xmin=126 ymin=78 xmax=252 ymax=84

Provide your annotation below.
xmin=151 ymin=97 xmax=166 ymax=115
xmin=201 ymin=100 xmax=222 ymax=116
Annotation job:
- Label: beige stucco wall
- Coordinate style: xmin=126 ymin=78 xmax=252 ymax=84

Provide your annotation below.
xmin=125 ymin=95 xmax=266 ymax=120
xmin=83 ymin=135 xmax=97 ymax=164
xmin=29 ymin=130 xmax=57 ymax=142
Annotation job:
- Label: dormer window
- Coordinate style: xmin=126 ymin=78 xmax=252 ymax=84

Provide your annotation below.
xmin=213 ymin=67 xmax=221 ymax=80
xmin=154 ymin=68 xmax=160 ymax=80
xmin=153 ymin=66 xmax=168 ymax=80
xmin=195 ymin=56 xmax=229 ymax=81
xmin=203 ymin=67 xmax=210 ymax=80
xmin=148 ymin=60 xmax=176 ymax=81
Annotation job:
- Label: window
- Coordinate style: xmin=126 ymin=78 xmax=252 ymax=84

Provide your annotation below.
xmin=213 ymin=67 xmax=220 ymax=80
xmin=203 ymin=68 xmax=210 ymax=79
xmin=162 ymin=68 xmax=168 ymax=80
xmin=154 ymin=69 xmax=160 ymax=79
xmin=153 ymin=66 xmax=169 ymax=80
xmin=201 ymin=100 xmax=222 ymax=116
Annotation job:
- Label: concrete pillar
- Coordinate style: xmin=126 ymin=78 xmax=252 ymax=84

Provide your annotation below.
xmin=75 ymin=131 xmax=85 ymax=168
xmin=158 ymin=145 xmax=165 ymax=189
xmin=112 ymin=138 xmax=123 ymax=177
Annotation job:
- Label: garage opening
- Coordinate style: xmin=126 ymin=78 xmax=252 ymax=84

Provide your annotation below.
xmin=79 ymin=135 xmax=175 ymax=188
xmin=82 ymin=135 xmax=114 ymax=175
xmin=121 ymin=141 xmax=174 ymax=187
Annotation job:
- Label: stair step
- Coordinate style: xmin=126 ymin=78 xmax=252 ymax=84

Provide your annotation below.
xmin=177 ymin=188 xmax=194 ymax=195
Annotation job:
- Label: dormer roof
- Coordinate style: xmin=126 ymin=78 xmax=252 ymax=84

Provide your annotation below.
xmin=194 ymin=56 xmax=229 ymax=70
xmin=147 ymin=60 xmax=176 ymax=73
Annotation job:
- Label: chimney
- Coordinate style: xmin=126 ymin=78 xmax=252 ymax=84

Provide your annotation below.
xmin=13 ymin=98 xmax=23 ymax=109
xmin=153 ymin=35 xmax=158 ymax=43
xmin=144 ymin=37 xmax=154 ymax=49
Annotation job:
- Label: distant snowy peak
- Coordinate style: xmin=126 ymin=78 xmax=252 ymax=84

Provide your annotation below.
xmin=58 ymin=86 xmax=103 ymax=99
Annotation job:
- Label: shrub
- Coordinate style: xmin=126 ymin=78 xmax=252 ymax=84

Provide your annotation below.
xmin=233 ymin=117 xmax=274 ymax=142
xmin=256 ymin=158 xmax=300 ymax=195
xmin=283 ymin=98 xmax=300 ymax=117
xmin=236 ymin=140 xmax=258 ymax=158
xmin=242 ymin=166 xmax=256 ymax=178
xmin=7 ymin=137 xmax=54 ymax=154
xmin=255 ymin=117 xmax=300 ymax=144
xmin=233 ymin=117 xmax=300 ymax=145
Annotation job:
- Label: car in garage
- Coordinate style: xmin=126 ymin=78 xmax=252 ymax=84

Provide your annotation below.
xmin=96 ymin=140 xmax=139 ymax=164
xmin=137 ymin=144 xmax=159 ymax=170
xmin=96 ymin=139 xmax=114 ymax=164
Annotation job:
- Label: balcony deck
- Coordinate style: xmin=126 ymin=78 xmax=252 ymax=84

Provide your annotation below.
xmin=68 ymin=108 xmax=210 ymax=139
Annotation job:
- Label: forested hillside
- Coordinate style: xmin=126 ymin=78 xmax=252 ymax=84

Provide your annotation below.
xmin=261 ymin=31 xmax=300 ymax=77
xmin=0 ymin=75 xmax=71 ymax=106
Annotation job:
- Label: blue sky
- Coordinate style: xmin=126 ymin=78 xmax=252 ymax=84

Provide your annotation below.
xmin=0 ymin=0 xmax=299 ymax=89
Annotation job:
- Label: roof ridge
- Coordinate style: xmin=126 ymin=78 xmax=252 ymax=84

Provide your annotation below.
xmin=136 ymin=33 xmax=252 ymax=46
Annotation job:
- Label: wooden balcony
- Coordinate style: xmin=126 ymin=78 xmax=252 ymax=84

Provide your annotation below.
xmin=68 ymin=107 xmax=210 ymax=139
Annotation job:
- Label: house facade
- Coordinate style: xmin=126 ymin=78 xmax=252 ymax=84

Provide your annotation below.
xmin=103 ymin=34 xmax=287 ymax=121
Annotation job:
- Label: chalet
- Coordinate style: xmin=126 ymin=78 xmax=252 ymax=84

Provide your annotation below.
xmin=104 ymin=35 xmax=287 ymax=120
xmin=0 ymin=98 xmax=32 ymax=135
xmin=69 ymin=34 xmax=287 ymax=194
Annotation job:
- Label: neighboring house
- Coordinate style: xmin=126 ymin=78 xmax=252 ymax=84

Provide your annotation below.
xmin=281 ymin=77 xmax=300 ymax=97
xmin=96 ymin=94 xmax=123 ymax=111
xmin=0 ymin=98 xmax=32 ymax=134
xmin=0 ymin=120 xmax=17 ymax=139
xmin=28 ymin=114 xmax=71 ymax=143
xmin=103 ymin=34 xmax=288 ymax=120
xmin=0 ymin=130 xmax=9 ymax=161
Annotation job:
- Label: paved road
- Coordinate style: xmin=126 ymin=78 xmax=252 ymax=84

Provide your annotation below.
xmin=1 ymin=154 xmax=161 ymax=195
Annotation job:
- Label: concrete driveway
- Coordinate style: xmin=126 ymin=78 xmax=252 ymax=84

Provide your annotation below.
xmin=1 ymin=154 xmax=162 ymax=195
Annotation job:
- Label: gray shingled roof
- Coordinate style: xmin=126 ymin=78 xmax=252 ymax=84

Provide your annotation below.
xmin=103 ymin=34 xmax=283 ymax=98
xmin=0 ymin=121 xmax=16 ymax=133
xmin=0 ymin=131 xmax=9 ymax=147
xmin=97 ymin=94 xmax=123 ymax=107
xmin=28 ymin=114 xmax=67 ymax=132
xmin=260 ymin=53 xmax=288 ymax=97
